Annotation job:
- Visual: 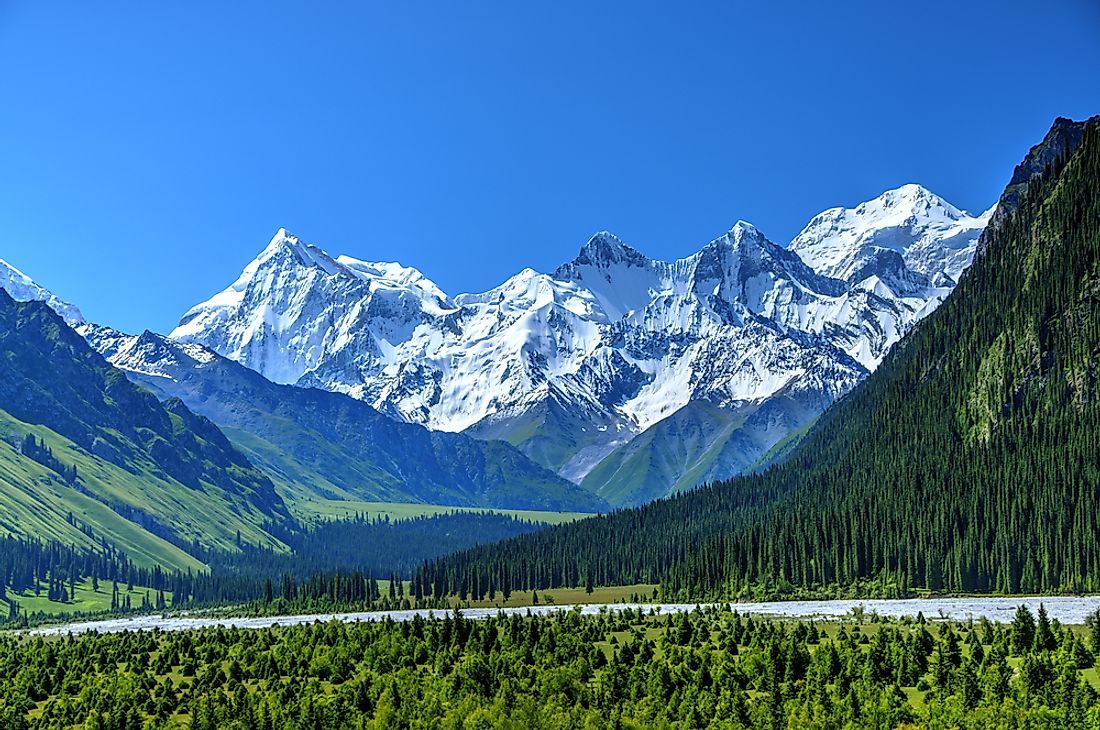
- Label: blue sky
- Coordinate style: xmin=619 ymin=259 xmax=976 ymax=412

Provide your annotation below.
xmin=1 ymin=1 xmax=1097 ymax=334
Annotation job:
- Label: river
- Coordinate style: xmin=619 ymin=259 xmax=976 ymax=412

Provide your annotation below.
xmin=25 ymin=595 xmax=1100 ymax=636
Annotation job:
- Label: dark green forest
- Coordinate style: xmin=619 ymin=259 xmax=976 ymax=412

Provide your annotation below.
xmin=5 ymin=605 xmax=1100 ymax=729
xmin=412 ymin=118 xmax=1100 ymax=601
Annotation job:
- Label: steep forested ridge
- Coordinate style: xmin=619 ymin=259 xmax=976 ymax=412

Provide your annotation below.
xmin=414 ymin=117 xmax=1100 ymax=600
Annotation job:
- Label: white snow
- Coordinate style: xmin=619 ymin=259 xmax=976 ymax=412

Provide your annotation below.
xmin=0 ymin=258 xmax=85 ymax=325
xmin=168 ymin=185 xmax=990 ymax=481
xmin=789 ymin=184 xmax=991 ymax=283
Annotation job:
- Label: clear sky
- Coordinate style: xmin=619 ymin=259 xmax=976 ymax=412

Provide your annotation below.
xmin=1 ymin=1 xmax=1098 ymax=334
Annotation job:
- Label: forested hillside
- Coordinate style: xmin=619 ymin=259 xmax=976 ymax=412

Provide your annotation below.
xmin=413 ymin=116 xmax=1100 ymax=600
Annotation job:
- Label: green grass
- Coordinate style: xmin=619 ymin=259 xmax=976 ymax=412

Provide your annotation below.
xmin=583 ymin=401 xmax=747 ymax=506
xmin=292 ymin=498 xmax=596 ymax=526
xmin=0 ymin=431 xmax=204 ymax=572
xmin=669 ymin=413 xmax=747 ymax=494
xmin=5 ymin=577 xmax=172 ymax=616
xmin=222 ymin=426 xmax=406 ymax=508
xmin=582 ymin=431 xmax=655 ymax=504
xmin=0 ymin=408 xmax=289 ymax=569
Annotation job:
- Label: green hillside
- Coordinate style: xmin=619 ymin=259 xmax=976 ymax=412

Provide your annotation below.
xmin=581 ymin=400 xmax=745 ymax=505
xmin=0 ymin=421 xmax=202 ymax=572
xmin=412 ymin=116 xmax=1100 ymax=600
xmin=0 ymin=292 xmax=293 ymax=563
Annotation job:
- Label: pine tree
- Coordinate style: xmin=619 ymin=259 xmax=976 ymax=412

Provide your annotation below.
xmin=1034 ymin=604 xmax=1056 ymax=651
xmin=1011 ymin=606 xmax=1036 ymax=656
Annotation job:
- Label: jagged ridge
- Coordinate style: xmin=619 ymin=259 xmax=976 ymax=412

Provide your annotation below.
xmin=168 ymin=186 xmax=990 ymax=506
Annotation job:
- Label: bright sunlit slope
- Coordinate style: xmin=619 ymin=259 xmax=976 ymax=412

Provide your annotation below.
xmin=0 ymin=290 xmax=294 ymax=564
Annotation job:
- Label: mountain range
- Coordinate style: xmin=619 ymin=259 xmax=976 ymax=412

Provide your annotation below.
xmin=168 ymin=184 xmax=990 ymax=505
xmin=0 ymin=114 xmax=1091 ymax=599
xmin=0 ymin=185 xmax=992 ymax=514
xmin=0 ymin=260 xmax=607 ymax=572
xmin=81 ymin=325 xmax=607 ymax=513
xmin=414 ymin=115 xmax=1100 ymax=599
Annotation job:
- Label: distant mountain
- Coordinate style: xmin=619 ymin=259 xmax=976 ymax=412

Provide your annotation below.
xmin=0 ymin=257 xmax=84 ymax=325
xmin=173 ymin=186 xmax=988 ymax=506
xmin=413 ymin=115 xmax=1100 ymax=599
xmin=0 ymin=289 xmax=291 ymax=567
xmin=789 ymin=183 xmax=992 ymax=285
xmin=83 ymin=326 xmax=608 ymax=513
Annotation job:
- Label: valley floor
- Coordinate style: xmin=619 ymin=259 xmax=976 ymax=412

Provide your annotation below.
xmin=25 ymin=594 xmax=1100 ymax=637
xmin=6 ymin=578 xmax=170 ymax=618
xmin=289 ymin=498 xmax=596 ymax=525
xmin=7 ymin=601 xmax=1100 ymax=729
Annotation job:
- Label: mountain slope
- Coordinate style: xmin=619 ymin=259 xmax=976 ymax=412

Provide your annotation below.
xmin=172 ymin=192 xmax=986 ymax=506
xmin=0 ymin=290 xmax=292 ymax=560
xmin=0 ymin=257 xmax=84 ymax=325
xmin=580 ymin=385 xmax=833 ymax=505
xmin=83 ymin=327 xmax=609 ymax=513
xmin=413 ymin=115 xmax=1100 ymax=598
xmin=0 ymin=422 xmax=204 ymax=572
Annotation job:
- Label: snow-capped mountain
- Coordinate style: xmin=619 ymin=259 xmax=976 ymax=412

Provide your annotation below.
xmin=173 ymin=228 xmax=455 ymax=388
xmin=790 ymin=184 xmax=992 ymax=287
xmin=172 ymin=185 xmax=990 ymax=505
xmin=0 ymin=258 xmax=84 ymax=325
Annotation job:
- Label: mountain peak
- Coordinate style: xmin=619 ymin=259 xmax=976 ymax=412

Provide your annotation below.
xmin=997 ymin=115 xmax=1100 ymax=213
xmin=270 ymin=226 xmax=294 ymax=244
xmin=790 ymin=185 xmax=989 ymax=282
xmin=257 ymin=227 xmax=302 ymax=258
xmin=700 ymin=220 xmax=773 ymax=257
xmin=885 ymin=182 xmax=934 ymax=197
xmin=254 ymin=230 xmax=450 ymax=304
xmin=568 ymin=231 xmax=650 ymax=270
xmin=728 ymin=220 xmax=765 ymax=240
xmin=250 ymin=228 xmax=341 ymax=276
xmin=859 ymin=184 xmax=964 ymax=218
xmin=0 ymin=257 xmax=85 ymax=326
